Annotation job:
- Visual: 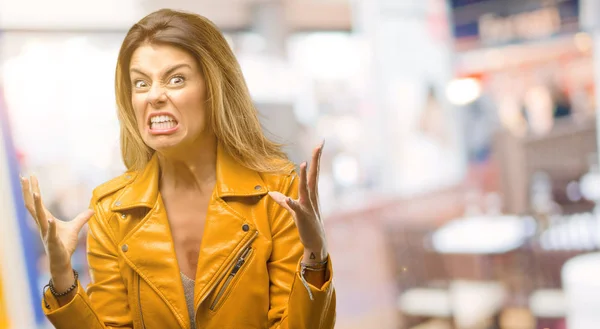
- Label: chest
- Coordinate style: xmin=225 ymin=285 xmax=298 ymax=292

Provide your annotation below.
xmin=162 ymin=192 xmax=212 ymax=276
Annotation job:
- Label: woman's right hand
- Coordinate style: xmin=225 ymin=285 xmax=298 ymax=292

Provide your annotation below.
xmin=20 ymin=175 xmax=94 ymax=293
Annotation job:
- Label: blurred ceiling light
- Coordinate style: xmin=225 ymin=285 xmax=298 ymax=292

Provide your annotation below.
xmin=580 ymin=170 xmax=600 ymax=201
xmin=445 ymin=78 xmax=482 ymax=106
xmin=289 ymin=33 xmax=364 ymax=80
xmin=332 ymin=153 xmax=359 ymax=187
xmin=574 ymin=32 xmax=593 ymax=53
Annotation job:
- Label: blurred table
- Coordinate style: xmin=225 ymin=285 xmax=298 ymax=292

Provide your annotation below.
xmin=432 ymin=215 xmax=535 ymax=254
xmin=430 ymin=215 xmax=536 ymax=329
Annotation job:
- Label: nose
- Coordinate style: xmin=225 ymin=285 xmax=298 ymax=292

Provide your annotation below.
xmin=147 ymin=84 xmax=168 ymax=108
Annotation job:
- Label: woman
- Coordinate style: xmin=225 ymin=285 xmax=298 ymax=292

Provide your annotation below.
xmin=19 ymin=9 xmax=335 ymax=329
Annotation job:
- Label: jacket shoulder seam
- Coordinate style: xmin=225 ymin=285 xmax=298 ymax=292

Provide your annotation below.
xmin=92 ymin=172 xmax=137 ymax=201
xmin=260 ymin=168 xmax=296 ymax=191
xmin=90 ymin=199 xmax=119 ymax=246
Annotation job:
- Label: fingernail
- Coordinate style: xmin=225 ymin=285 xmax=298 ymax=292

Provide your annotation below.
xmin=321 ymin=139 xmax=326 ymax=149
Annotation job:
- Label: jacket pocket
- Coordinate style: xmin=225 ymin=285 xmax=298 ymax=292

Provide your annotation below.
xmin=209 ymin=246 xmax=255 ymax=312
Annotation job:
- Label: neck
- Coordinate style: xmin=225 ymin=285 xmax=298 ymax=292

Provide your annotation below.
xmin=157 ymin=137 xmax=218 ymax=194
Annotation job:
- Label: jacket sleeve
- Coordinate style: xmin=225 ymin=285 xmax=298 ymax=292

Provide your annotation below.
xmin=267 ymin=173 xmax=336 ymax=329
xmin=42 ymin=202 xmax=133 ymax=329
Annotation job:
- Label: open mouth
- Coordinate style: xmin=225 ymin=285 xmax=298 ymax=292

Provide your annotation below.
xmin=149 ymin=114 xmax=178 ymax=131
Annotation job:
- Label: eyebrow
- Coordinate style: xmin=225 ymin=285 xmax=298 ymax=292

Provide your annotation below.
xmin=130 ymin=63 xmax=192 ymax=78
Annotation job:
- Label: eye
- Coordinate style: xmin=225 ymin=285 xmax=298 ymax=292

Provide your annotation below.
xmin=134 ymin=80 xmax=148 ymax=89
xmin=169 ymin=75 xmax=185 ymax=85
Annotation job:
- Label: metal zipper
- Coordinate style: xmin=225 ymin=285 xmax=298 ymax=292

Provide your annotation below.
xmin=138 ymin=275 xmax=147 ymax=329
xmin=209 ymin=246 xmax=254 ymax=310
xmin=194 ymin=231 xmax=258 ymax=315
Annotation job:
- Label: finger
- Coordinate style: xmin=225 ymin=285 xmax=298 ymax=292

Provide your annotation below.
xmin=20 ymin=176 xmax=38 ymax=221
xmin=307 ymin=141 xmax=324 ymax=214
xmin=31 ymin=175 xmax=41 ymax=197
xmin=31 ymin=175 xmax=53 ymax=228
xmin=298 ymin=162 xmax=311 ymax=209
xmin=33 ymin=192 xmax=49 ymax=236
xmin=47 ymin=217 xmax=57 ymax=241
xmin=286 ymin=197 xmax=304 ymax=214
xmin=72 ymin=209 xmax=95 ymax=234
xmin=267 ymin=191 xmax=294 ymax=213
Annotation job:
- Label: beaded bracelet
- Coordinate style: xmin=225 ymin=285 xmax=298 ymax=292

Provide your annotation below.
xmin=48 ymin=269 xmax=79 ymax=297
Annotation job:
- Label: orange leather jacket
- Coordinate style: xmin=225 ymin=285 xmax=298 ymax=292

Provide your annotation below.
xmin=42 ymin=144 xmax=336 ymax=329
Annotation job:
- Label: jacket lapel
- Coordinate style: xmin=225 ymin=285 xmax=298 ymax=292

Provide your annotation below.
xmin=112 ymin=143 xmax=268 ymax=326
xmin=113 ymin=156 xmax=191 ymax=328
xmin=193 ymin=143 xmax=267 ymax=311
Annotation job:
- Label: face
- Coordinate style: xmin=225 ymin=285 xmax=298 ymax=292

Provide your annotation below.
xmin=129 ymin=43 xmax=210 ymax=154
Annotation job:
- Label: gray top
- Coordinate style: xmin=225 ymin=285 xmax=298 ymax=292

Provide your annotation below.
xmin=180 ymin=272 xmax=196 ymax=329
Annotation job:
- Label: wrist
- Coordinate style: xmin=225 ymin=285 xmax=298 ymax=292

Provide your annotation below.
xmin=50 ymin=267 xmax=76 ymax=292
xmin=50 ymin=258 xmax=72 ymax=276
xmin=303 ymin=248 xmax=328 ymax=263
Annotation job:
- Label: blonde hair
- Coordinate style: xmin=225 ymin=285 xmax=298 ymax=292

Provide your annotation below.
xmin=115 ymin=9 xmax=293 ymax=173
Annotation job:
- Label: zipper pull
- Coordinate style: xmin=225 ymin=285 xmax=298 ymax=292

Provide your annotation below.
xmin=230 ymin=247 xmax=252 ymax=276
xmin=230 ymin=259 xmax=245 ymax=276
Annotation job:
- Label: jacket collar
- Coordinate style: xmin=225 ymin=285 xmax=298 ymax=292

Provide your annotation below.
xmin=111 ymin=143 xmax=266 ymax=211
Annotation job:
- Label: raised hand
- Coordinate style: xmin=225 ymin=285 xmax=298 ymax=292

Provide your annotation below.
xmin=20 ymin=175 xmax=94 ymax=292
xmin=268 ymin=141 xmax=328 ymax=263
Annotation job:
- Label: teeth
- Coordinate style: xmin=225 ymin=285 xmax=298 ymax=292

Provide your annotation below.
xmin=150 ymin=115 xmax=175 ymax=123
xmin=150 ymin=120 xmax=177 ymax=130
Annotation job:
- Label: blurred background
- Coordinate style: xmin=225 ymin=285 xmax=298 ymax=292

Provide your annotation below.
xmin=1 ymin=0 xmax=600 ymax=328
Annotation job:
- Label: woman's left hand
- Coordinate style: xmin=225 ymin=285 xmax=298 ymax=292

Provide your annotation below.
xmin=268 ymin=141 xmax=328 ymax=263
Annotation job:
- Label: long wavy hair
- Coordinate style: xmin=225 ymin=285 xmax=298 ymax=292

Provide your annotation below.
xmin=115 ymin=9 xmax=293 ymax=173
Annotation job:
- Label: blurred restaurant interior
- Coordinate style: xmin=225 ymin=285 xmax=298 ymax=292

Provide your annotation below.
xmin=2 ymin=0 xmax=600 ymax=328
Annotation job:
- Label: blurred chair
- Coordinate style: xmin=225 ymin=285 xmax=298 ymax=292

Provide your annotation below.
xmin=433 ymin=216 xmax=528 ymax=329
xmin=448 ymin=279 xmax=506 ymax=329
xmin=385 ymin=224 xmax=453 ymax=329
xmin=525 ymin=242 xmax=581 ymax=329
xmin=527 ymin=250 xmax=570 ymax=329
xmin=525 ymin=211 xmax=598 ymax=328
xmin=562 ymin=252 xmax=600 ymax=329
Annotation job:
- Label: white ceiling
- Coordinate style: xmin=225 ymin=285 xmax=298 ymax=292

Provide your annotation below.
xmin=0 ymin=0 xmax=352 ymax=31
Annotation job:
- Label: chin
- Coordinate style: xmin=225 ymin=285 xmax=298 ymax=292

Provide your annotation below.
xmin=152 ymin=141 xmax=187 ymax=153
xmin=143 ymin=134 xmax=187 ymax=153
